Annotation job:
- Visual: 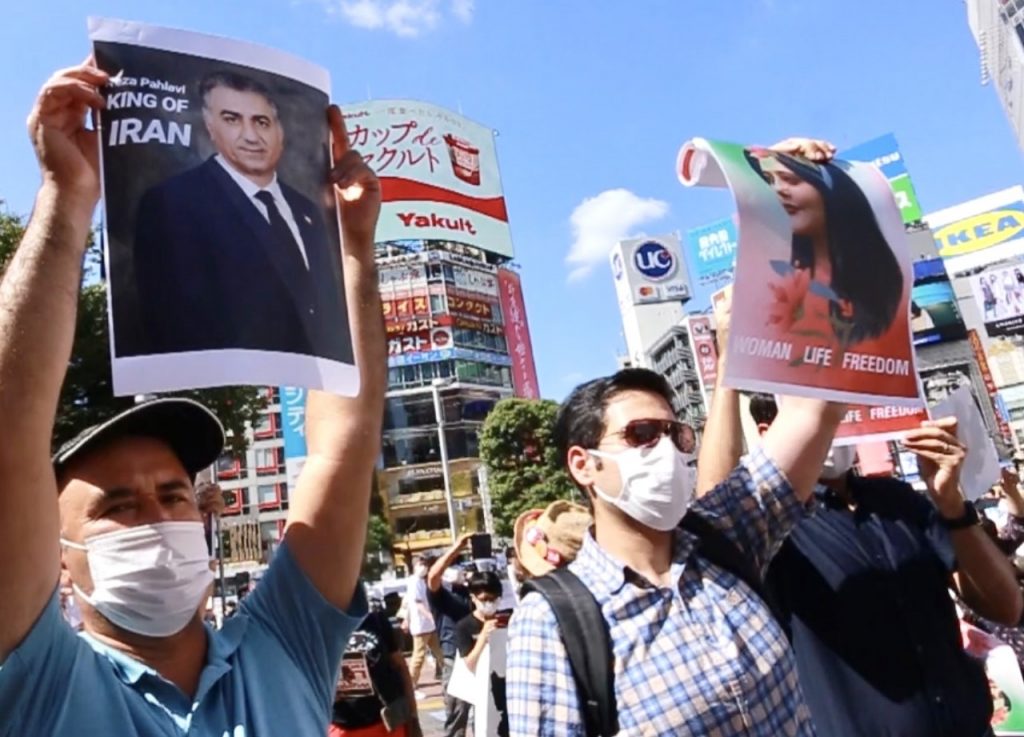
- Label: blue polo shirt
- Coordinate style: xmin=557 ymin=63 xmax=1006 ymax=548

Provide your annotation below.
xmin=764 ymin=475 xmax=991 ymax=737
xmin=0 ymin=541 xmax=366 ymax=736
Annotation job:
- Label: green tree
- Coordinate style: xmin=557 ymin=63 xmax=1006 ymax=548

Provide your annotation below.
xmin=478 ymin=397 xmax=579 ymax=537
xmin=0 ymin=211 xmax=265 ymax=456
xmin=363 ymin=513 xmax=394 ymax=580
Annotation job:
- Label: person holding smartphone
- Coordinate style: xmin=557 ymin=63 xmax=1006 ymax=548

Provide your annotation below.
xmin=455 ymin=571 xmax=505 ymax=674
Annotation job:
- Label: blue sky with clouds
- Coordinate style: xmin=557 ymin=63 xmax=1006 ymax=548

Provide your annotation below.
xmin=1 ymin=1 xmax=1021 ymax=400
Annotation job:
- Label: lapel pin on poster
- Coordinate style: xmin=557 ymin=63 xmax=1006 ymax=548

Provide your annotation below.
xmin=677 ymin=138 xmax=922 ymax=408
xmin=89 ymin=17 xmax=359 ymax=397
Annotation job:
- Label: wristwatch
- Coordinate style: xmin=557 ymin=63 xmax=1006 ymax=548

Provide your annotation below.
xmin=941 ymin=500 xmax=980 ymax=531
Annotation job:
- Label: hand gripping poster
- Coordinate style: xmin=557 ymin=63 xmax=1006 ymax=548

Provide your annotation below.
xmin=678 ymin=139 xmax=921 ymax=407
xmin=89 ymin=18 xmax=358 ymax=396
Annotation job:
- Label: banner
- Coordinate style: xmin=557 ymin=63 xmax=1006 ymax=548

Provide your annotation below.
xmin=92 ymin=18 xmax=357 ymax=397
xmin=969 ymin=261 xmax=1024 ymax=338
xmin=841 ymin=134 xmax=923 ymax=225
xmin=341 ymin=100 xmax=513 ymax=258
xmin=382 ymin=295 xmax=430 ymax=322
xmin=280 ymin=386 xmax=307 ymax=492
xmin=832 ymin=404 xmax=929 ymax=446
xmin=969 ymin=329 xmax=1017 ymax=444
xmin=497 ymin=269 xmax=540 ymax=398
xmin=678 ymin=138 xmax=920 ymax=407
xmin=684 ymin=218 xmax=737 ymax=311
xmin=685 ymin=315 xmax=718 ymax=406
xmin=387 ymin=327 xmax=453 ymax=357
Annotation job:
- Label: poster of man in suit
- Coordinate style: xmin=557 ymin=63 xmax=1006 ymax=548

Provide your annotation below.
xmin=90 ymin=18 xmax=358 ymax=396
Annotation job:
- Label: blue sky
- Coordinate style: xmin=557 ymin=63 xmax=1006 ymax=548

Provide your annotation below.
xmin=1 ymin=1 xmax=1021 ymax=401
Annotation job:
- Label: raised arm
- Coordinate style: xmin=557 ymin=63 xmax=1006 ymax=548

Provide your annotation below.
xmin=0 ymin=61 xmax=106 ymax=660
xmin=761 ymin=397 xmax=845 ymax=502
xmin=904 ymin=418 xmax=1024 ymax=626
xmin=283 ymin=105 xmax=386 ymax=610
xmin=696 ymin=287 xmax=742 ymax=497
xmin=427 ymin=532 xmax=472 ymax=592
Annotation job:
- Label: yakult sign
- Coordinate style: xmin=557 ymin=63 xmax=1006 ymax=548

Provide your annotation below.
xmin=611 ymin=234 xmax=692 ymax=306
xmin=342 ymin=100 xmax=513 ymax=258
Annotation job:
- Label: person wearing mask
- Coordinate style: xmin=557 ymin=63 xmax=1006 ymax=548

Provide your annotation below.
xmin=402 ymin=554 xmax=444 ymax=688
xmin=507 ymin=362 xmax=847 ymax=736
xmin=329 ymin=607 xmax=422 ymax=737
xmin=456 ymin=571 xmax=510 ymax=737
xmin=427 ymin=535 xmax=475 ymax=737
xmin=0 ymin=60 xmax=386 ymax=736
xmin=729 ymin=392 xmax=1022 ymax=737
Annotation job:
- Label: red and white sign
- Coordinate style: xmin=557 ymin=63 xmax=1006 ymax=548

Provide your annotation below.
xmin=832 ymin=403 xmax=929 ymax=446
xmin=686 ymin=316 xmax=718 ymax=404
xmin=497 ymin=269 xmax=539 ymax=399
xmin=388 ymin=327 xmax=453 ymax=357
xmin=342 ymin=100 xmax=513 ymax=258
xmin=968 ymin=329 xmax=1015 ymax=445
xmin=381 ymin=294 xmax=430 ymax=322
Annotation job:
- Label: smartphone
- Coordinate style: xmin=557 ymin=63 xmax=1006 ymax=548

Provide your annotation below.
xmin=470 ymin=532 xmax=493 ymax=561
xmin=495 ymin=609 xmax=513 ymax=628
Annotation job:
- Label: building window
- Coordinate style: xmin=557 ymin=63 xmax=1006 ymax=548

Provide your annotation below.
xmin=216 ymin=454 xmax=243 ymax=480
xmin=430 ymin=294 xmax=446 ymax=313
xmin=254 ymin=447 xmax=281 ymax=475
xmin=256 ymin=484 xmax=280 ymax=508
xmin=222 ymin=487 xmax=244 ymax=515
xmin=253 ymin=413 xmax=277 ymax=439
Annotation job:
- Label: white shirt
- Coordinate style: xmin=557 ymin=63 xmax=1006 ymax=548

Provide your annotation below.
xmin=403 ymin=576 xmax=436 ymax=635
xmin=214 ymin=155 xmax=309 ymax=269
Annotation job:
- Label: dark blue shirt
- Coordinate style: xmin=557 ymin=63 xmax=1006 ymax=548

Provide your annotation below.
xmin=428 ymin=585 xmax=471 ymax=660
xmin=764 ymin=475 xmax=991 ymax=737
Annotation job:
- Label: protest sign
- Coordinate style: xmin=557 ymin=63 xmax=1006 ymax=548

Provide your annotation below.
xmin=678 ymin=139 xmax=920 ymax=407
xmin=931 ymin=386 xmax=1002 ymax=501
xmin=832 ymin=403 xmax=929 ymax=446
xmin=963 ymin=623 xmax=1024 ymax=735
xmin=475 ymin=628 xmax=509 ymax=737
xmin=90 ymin=18 xmax=358 ymax=396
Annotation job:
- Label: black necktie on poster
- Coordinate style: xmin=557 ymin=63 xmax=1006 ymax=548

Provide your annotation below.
xmin=253 ymin=190 xmax=308 ymax=272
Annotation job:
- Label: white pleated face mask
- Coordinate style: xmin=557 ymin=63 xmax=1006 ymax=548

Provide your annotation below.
xmin=61 ymin=521 xmax=214 ymax=638
xmin=589 ymin=435 xmax=694 ymax=531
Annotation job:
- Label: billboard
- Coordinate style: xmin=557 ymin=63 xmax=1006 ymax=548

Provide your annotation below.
xmin=685 ymin=315 xmax=718 ymax=405
xmin=968 ymin=261 xmax=1024 ymax=338
xmin=497 ymin=269 xmax=540 ymax=398
xmin=684 ymin=218 xmax=737 ymax=311
xmin=841 ymin=134 xmax=923 ymax=225
xmin=280 ymin=386 xmax=307 ymax=492
xmin=910 ymin=258 xmax=967 ymax=346
xmin=342 ymin=100 xmax=513 ymax=258
xmin=926 ymin=187 xmax=1024 ymax=272
xmin=968 ymin=329 xmax=1015 ymax=442
xmin=388 ymin=326 xmax=453 ymax=358
xmin=610 ymin=234 xmax=692 ymax=306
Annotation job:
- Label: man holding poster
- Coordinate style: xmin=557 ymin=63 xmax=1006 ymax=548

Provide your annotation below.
xmin=0 ymin=56 xmax=386 ymax=737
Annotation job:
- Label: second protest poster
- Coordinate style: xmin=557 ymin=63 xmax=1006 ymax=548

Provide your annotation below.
xmin=678 ymin=139 xmax=920 ymax=407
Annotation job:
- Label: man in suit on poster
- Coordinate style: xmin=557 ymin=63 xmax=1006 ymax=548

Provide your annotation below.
xmin=132 ymin=71 xmax=351 ymax=361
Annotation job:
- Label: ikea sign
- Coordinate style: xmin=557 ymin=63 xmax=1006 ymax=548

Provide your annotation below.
xmin=934 ymin=201 xmax=1024 ymax=257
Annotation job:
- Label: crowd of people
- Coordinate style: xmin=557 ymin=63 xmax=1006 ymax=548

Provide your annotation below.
xmin=2 ymin=58 xmax=1024 ymax=737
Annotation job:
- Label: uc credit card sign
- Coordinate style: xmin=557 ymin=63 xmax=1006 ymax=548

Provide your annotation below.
xmin=611 ymin=234 xmax=692 ymax=306
xmin=841 ymin=134 xmax=923 ymax=225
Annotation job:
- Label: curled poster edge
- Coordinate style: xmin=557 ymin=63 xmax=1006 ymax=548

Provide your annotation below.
xmin=676 ymin=138 xmax=728 ymax=189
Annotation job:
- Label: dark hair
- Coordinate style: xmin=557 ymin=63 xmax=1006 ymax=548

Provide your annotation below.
xmin=554 ymin=368 xmax=677 ymax=472
xmin=745 ymin=151 xmax=904 ymax=346
xmin=467 ymin=571 xmax=502 ymax=598
xmin=748 ymin=393 xmax=778 ymax=426
xmin=199 ymin=71 xmax=277 ymax=113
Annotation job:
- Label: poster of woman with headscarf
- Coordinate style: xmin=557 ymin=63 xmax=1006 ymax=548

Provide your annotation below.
xmin=678 ymin=137 xmax=921 ymax=407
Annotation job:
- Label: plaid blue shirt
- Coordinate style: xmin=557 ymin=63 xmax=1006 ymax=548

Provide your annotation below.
xmin=506 ymin=448 xmax=815 ymax=736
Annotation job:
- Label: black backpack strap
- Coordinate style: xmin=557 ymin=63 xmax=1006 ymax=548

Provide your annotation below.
xmin=679 ymin=511 xmax=766 ymax=601
xmin=520 ymin=568 xmax=619 ymax=737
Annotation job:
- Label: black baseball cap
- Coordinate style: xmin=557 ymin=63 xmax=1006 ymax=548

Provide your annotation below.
xmin=52 ymin=398 xmax=225 ymax=480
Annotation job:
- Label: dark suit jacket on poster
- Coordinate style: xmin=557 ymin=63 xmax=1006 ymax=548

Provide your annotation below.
xmin=130 ymin=156 xmax=351 ymax=362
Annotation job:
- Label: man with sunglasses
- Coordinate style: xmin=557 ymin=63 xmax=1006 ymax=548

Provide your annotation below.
xmin=506 ymin=362 xmax=846 ymax=736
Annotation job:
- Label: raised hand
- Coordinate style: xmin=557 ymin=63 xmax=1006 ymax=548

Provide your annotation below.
xmin=327 ymin=104 xmax=381 ymax=248
xmin=27 ymin=57 xmax=108 ymax=207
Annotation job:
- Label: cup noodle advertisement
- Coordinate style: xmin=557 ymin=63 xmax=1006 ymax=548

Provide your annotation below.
xmin=342 ymin=100 xmax=514 ymax=258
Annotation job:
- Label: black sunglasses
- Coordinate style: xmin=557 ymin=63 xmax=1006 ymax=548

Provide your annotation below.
xmin=605 ymin=419 xmax=691 ymax=452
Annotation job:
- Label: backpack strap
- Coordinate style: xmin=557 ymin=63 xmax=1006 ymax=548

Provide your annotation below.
xmin=520 ymin=568 xmax=619 ymax=737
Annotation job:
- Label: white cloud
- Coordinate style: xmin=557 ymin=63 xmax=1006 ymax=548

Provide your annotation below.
xmin=565 ymin=188 xmax=669 ymax=282
xmin=330 ymin=0 xmax=472 ymax=37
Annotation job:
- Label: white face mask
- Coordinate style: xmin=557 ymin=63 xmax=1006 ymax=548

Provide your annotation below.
xmin=590 ymin=435 xmax=693 ymax=531
xmin=61 ymin=521 xmax=214 ymax=638
xmin=476 ymin=600 xmax=498 ymax=617
xmin=820 ymin=445 xmax=857 ymax=480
